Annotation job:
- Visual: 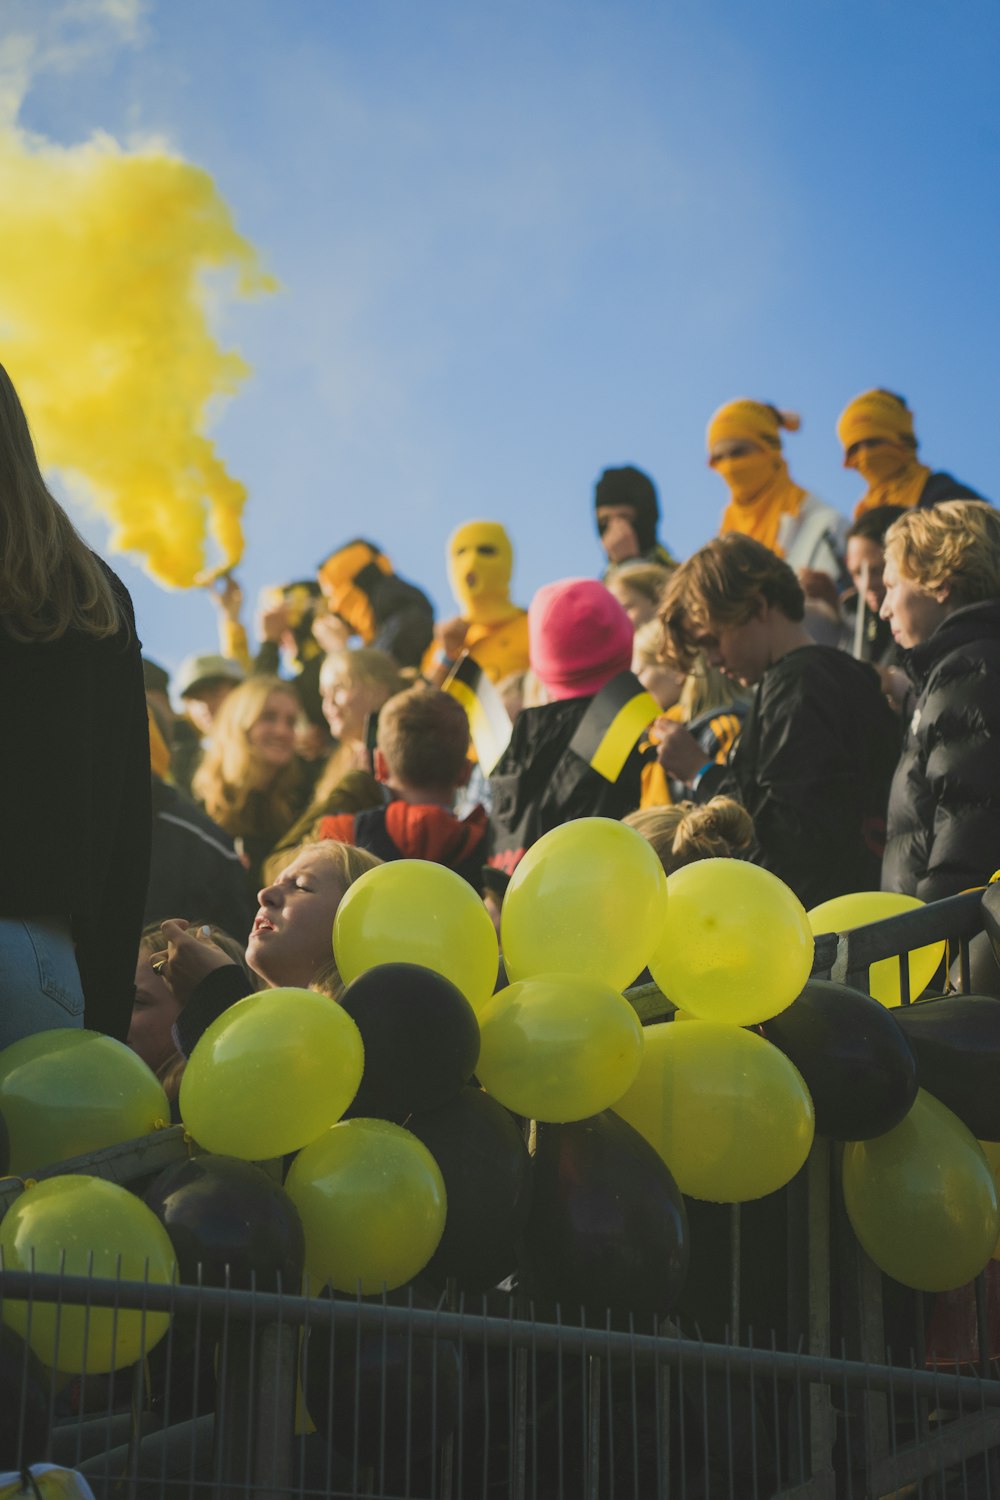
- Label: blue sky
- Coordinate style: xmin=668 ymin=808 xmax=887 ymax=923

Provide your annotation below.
xmin=6 ymin=0 xmax=999 ymax=687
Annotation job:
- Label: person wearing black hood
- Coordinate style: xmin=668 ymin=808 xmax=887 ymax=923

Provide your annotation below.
xmin=880 ymin=501 xmax=1000 ymax=901
xmin=593 ymin=465 xmax=677 ymax=580
xmin=316 ymin=539 xmax=434 ymax=670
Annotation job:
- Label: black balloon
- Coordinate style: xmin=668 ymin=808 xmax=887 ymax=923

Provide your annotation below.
xmin=760 ymin=978 xmax=918 ymax=1140
xmin=407 ymin=1087 xmax=531 ymax=1292
xmin=893 ymin=994 xmax=1000 ymax=1140
xmin=302 ymin=1288 xmax=461 ymax=1467
xmin=525 ymin=1111 xmax=688 ymax=1320
xmin=0 ymin=1325 xmax=49 ymax=1469
xmin=144 ymin=1154 xmax=304 ymax=1291
xmin=340 ymin=963 xmax=480 ymax=1123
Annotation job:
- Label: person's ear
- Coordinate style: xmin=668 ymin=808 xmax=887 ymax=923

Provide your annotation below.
xmin=373 ymin=748 xmax=389 ymax=783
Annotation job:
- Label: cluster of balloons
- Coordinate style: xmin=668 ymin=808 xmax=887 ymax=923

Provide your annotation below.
xmin=3 ymin=821 xmax=1000 ymax=1386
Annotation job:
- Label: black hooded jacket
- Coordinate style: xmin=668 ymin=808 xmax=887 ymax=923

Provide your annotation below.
xmin=882 ymin=600 xmax=1000 ymax=901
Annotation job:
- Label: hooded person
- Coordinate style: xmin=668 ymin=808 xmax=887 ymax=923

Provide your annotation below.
xmin=708 ymin=399 xmax=847 ymax=579
xmin=593 ymin=465 xmax=677 ymax=580
xmin=487 ymin=578 xmax=644 ymax=875
xmin=837 ymin=388 xmax=987 ymax=520
xmin=316 ymin=539 xmax=434 ymax=670
xmin=425 ymin=520 xmax=530 ymax=685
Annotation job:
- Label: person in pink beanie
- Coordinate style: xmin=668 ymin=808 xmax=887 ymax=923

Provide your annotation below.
xmin=486 ymin=579 xmax=641 ymax=876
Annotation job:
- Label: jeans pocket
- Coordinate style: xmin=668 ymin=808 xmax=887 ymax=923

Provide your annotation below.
xmin=23 ymin=919 xmax=86 ymax=1019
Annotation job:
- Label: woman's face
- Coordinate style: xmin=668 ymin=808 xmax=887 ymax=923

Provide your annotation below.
xmin=246 ymin=847 xmax=344 ymax=988
xmin=879 ymin=557 xmax=951 ymax=649
xmin=246 ymin=690 xmax=299 ymax=769
xmin=846 ymin=535 xmax=887 ymax=614
xmin=128 ymin=949 xmax=181 ymax=1074
xmin=320 ymin=662 xmax=387 ymax=744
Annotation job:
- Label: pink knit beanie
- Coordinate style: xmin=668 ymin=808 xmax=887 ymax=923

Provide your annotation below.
xmin=529 ymin=578 xmax=635 ymax=701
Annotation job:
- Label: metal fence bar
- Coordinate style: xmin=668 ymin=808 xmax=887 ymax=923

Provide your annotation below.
xmin=4 ymin=1270 xmax=1000 ymax=1409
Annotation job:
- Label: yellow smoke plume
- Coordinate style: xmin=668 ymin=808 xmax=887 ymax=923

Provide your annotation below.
xmin=0 ymin=125 xmax=274 ymax=587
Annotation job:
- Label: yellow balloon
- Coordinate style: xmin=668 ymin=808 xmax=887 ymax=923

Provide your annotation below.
xmin=334 ymin=860 xmax=499 ymax=1011
xmin=180 ymin=989 xmax=363 ymax=1159
xmin=500 ymin=819 xmax=668 ymax=991
xmin=286 ymin=1119 xmax=446 ymax=1294
xmin=475 ymin=974 xmax=644 ymax=1122
xmin=0 ymin=1176 xmax=176 ymax=1373
xmin=649 ymin=859 xmax=813 ymax=1026
xmin=807 ymin=891 xmax=945 ymax=1007
xmin=614 ymin=1021 xmax=815 ymax=1202
xmin=981 ymin=1141 xmax=1000 ymax=1260
xmin=844 ymin=1091 xmax=1000 ymax=1292
xmin=0 ymin=1029 xmax=168 ymax=1175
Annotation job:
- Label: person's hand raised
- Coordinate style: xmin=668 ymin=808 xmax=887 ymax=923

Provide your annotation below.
xmin=149 ymin=920 xmax=235 ymax=1008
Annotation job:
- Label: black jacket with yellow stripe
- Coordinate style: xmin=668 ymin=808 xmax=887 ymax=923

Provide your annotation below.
xmin=487 ymin=695 xmax=644 ymax=876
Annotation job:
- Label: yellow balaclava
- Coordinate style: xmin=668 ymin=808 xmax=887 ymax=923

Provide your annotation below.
xmin=448 ymin=521 xmax=517 ymax=624
xmin=707 ymin=401 xmax=807 ymax=555
xmin=837 ymin=390 xmax=930 ymax=519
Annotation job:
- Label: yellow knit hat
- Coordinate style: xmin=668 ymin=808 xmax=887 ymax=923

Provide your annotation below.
xmin=837 ymin=389 xmax=916 ymax=454
xmin=706 ymin=400 xmax=801 ymax=452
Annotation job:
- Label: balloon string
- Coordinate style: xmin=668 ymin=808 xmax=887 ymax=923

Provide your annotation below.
xmin=182 ymin=1130 xmax=196 ymax=1156
xmin=152 ymin=1119 xmax=169 ymax=1131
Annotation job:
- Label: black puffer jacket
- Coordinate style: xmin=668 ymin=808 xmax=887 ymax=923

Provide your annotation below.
xmin=882 ymin=600 xmax=1000 ymax=901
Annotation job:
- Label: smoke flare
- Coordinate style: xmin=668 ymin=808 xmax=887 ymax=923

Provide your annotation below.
xmin=0 ymin=125 xmax=274 ymax=586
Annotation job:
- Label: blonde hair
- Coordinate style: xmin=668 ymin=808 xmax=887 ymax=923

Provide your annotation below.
xmin=679 ymin=656 xmax=752 ymax=720
xmin=267 ymin=839 xmax=382 ymax=999
xmin=624 ymin=797 xmax=754 ymax=875
xmin=609 ymin=562 xmax=673 ymax=607
xmin=632 ymin=617 xmax=667 ymax=670
xmin=313 ymin=647 xmax=406 ymax=802
xmin=0 ymin=362 xmax=124 ymax=642
xmin=884 ymin=500 xmax=1000 ymax=604
xmin=193 ymin=675 xmax=304 ymax=838
xmin=659 ymin=535 xmax=804 ymax=673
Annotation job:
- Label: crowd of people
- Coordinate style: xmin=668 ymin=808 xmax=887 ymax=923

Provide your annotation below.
xmin=2 ymin=363 xmax=997 ymax=1094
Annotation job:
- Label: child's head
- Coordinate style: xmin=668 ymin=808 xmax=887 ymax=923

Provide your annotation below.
xmin=624 ymin=797 xmax=754 ymax=876
xmin=529 ymin=578 xmax=634 ymax=701
xmin=375 ymin=685 xmax=471 ymax=794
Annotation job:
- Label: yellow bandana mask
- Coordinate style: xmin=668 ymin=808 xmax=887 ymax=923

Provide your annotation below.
xmin=712 ymin=450 xmax=783 ymax=506
xmin=448 ymin=521 xmax=514 ymax=623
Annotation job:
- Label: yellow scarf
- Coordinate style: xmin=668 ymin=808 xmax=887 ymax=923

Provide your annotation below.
xmin=716 ymin=451 xmax=807 ymax=555
xmin=850 ymin=446 xmax=931 ymax=519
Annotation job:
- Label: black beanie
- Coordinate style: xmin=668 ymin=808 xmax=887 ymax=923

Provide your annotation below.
xmin=594 ymin=465 xmax=660 ymax=554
